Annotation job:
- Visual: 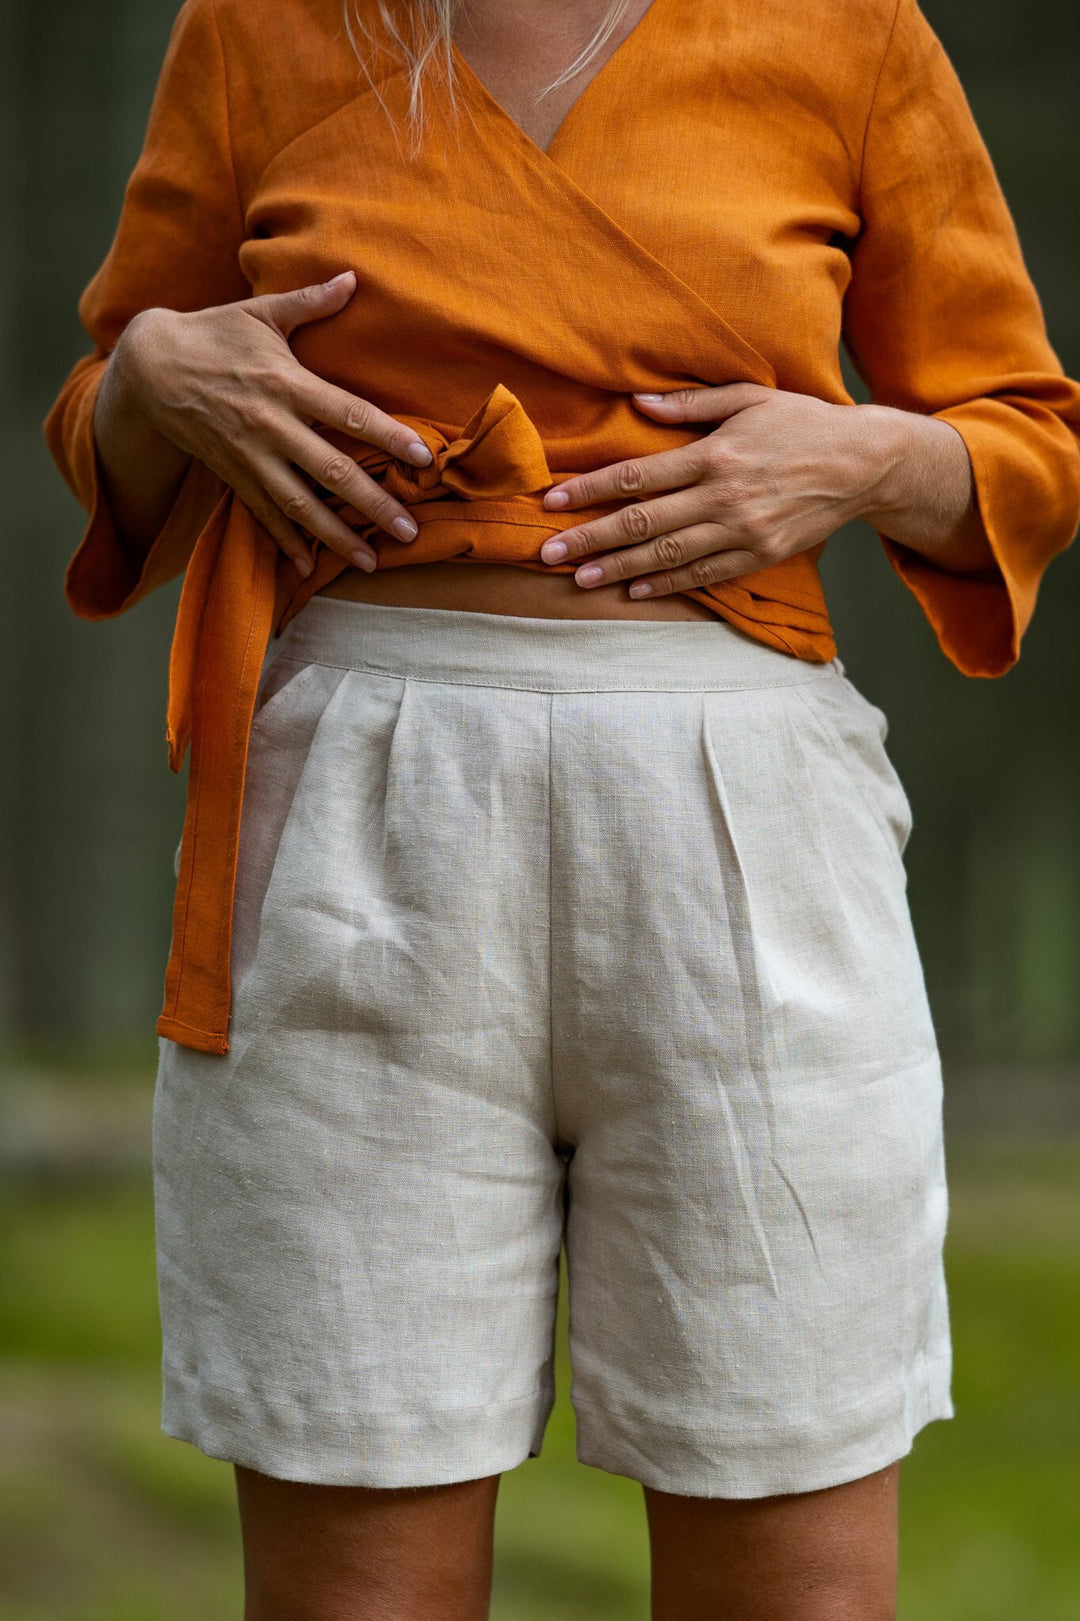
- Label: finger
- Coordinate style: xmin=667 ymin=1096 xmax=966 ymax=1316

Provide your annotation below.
xmin=282 ymin=424 xmax=420 ymax=543
xmin=568 ymin=521 xmax=731 ymax=591
xmin=631 ymin=383 xmax=774 ymax=423
xmin=254 ymin=454 xmax=380 ymax=570
xmin=247 ymin=271 xmax=358 ymax=342
xmin=542 ymin=442 xmax=709 ymax=514
xmin=296 ymin=376 xmax=432 ymax=468
xmin=225 ymin=463 xmax=318 ymax=577
xmin=539 ymin=489 xmax=705 ymax=565
xmin=627 ymin=537 xmax=764 ymax=598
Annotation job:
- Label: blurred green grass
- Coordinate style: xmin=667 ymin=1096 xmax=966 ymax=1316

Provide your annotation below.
xmin=1 ymin=1112 xmax=1078 ymax=1620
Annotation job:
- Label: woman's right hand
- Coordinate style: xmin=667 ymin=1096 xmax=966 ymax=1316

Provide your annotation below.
xmin=103 ymin=269 xmax=431 ymax=576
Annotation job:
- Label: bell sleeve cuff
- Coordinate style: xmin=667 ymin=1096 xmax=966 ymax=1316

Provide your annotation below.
xmin=45 ymin=351 xmax=227 ymax=620
xmin=879 ymin=388 xmax=1080 ymax=676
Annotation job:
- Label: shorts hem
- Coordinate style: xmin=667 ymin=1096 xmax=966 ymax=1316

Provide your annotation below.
xmin=161 ymin=1371 xmax=553 ymax=1488
xmin=571 ymin=1354 xmax=954 ymax=1499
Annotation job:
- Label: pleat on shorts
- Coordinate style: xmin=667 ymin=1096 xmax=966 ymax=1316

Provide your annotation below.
xmin=153 ymin=595 xmax=953 ymax=1497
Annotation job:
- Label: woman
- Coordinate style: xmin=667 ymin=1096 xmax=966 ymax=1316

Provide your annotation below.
xmin=44 ymin=0 xmax=1080 ymax=1614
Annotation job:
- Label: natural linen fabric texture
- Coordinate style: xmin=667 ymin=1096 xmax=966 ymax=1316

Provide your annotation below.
xmin=43 ymin=0 xmax=1080 ymax=1055
xmin=152 ymin=598 xmax=953 ymax=1496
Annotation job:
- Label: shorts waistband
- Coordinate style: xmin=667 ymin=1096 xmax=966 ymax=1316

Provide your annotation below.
xmin=271 ymin=596 xmax=839 ymax=694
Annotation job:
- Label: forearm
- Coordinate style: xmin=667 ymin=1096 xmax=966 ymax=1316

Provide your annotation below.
xmin=855 ymin=404 xmax=994 ymax=573
xmin=92 ymin=320 xmax=194 ymax=557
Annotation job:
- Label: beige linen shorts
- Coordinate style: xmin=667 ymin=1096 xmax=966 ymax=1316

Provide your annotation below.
xmin=153 ymin=595 xmax=953 ymax=1498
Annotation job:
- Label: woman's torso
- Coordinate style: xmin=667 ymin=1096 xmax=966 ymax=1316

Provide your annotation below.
xmin=318 ymin=0 xmax=715 ymax=623
xmin=229 ymin=0 xmax=867 ymax=662
xmin=317 ymin=559 xmax=718 ymax=619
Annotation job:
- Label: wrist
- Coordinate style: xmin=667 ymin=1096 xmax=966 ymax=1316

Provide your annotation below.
xmin=850 ymin=403 xmax=934 ymax=532
xmin=101 ymin=312 xmax=166 ymax=430
xmin=848 ymin=403 xmax=992 ymax=572
xmin=92 ymin=316 xmax=195 ymax=556
xmin=95 ymin=317 xmax=191 ymax=476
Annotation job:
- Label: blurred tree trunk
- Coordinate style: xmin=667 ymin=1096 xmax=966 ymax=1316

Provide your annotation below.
xmin=5 ymin=0 xmax=185 ymax=1057
xmin=1 ymin=0 xmax=20 ymax=1039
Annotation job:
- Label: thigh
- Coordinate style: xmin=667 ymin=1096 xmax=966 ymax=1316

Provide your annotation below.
xmin=153 ymin=660 xmax=564 ymax=1486
xmin=645 ymin=1461 xmax=899 ymax=1621
xmin=554 ymin=671 xmax=952 ymax=1497
xmin=235 ymin=1465 xmax=501 ymax=1621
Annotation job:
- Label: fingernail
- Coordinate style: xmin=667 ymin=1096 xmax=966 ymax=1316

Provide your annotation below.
xmin=296 ymin=554 xmax=313 ymax=578
xmin=324 ymin=271 xmax=353 ymax=289
xmin=393 ymin=516 xmax=418 ymax=541
xmin=406 ymin=441 xmax=432 ymax=467
xmin=544 ymin=488 xmax=570 ymax=509
xmin=633 ymin=393 xmax=664 ymax=403
xmin=351 ymin=550 xmax=377 ymax=572
xmin=541 ymin=539 xmax=568 ymax=562
xmin=577 ymin=564 xmax=604 ymax=586
xmin=628 ymin=581 xmax=654 ymax=597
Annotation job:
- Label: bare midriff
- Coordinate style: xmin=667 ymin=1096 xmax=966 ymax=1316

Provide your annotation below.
xmin=316 ymin=561 xmax=717 ymax=622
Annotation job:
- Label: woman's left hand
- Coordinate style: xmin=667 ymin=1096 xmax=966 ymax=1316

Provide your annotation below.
xmin=539 ymin=384 xmax=898 ymax=597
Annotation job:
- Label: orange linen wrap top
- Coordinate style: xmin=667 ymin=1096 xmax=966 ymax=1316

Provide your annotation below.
xmin=44 ymin=0 xmax=1080 ymax=1055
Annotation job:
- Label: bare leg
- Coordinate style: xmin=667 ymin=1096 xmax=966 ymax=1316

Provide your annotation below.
xmin=234 ymin=1465 xmax=501 ymax=1621
xmin=645 ymin=1460 xmax=900 ymax=1621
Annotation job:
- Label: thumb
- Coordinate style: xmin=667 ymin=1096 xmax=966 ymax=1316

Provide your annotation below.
xmin=250 ymin=270 xmax=357 ymax=339
xmin=632 ymin=382 xmax=774 ymax=423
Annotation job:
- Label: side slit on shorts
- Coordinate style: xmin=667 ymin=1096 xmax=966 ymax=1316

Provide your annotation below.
xmin=153 ymin=596 xmax=953 ymax=1498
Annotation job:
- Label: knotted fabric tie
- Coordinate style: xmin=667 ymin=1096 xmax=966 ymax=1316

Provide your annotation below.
xmin=319 ymin=382 xmax=555 ymax=523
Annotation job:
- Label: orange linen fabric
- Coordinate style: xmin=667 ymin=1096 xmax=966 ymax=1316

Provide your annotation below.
xmin=45 ymin=0 xmax=1080 ymax=1054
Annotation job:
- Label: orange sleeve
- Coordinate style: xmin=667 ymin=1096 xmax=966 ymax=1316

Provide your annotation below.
xmin=43 ymin=0 xmax=250 ymax=621
xmin=842 ymin=0 xmax=1080 ymax=677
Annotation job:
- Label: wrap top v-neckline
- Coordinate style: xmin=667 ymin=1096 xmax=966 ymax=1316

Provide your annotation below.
xmin=446 ymin=0 xmax=664 ymax=166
